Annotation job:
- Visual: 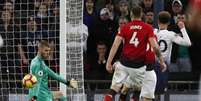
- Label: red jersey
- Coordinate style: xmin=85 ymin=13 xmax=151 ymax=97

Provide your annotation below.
xmin=145 ymin=43 xmax=155 ymax=64
xmin=117 ymin=20 xmax=155 ymax=64
xmin=145 ymin=35 xmax=157 ymax=64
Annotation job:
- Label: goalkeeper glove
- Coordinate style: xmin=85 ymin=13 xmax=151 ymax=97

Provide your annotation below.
xmin=66 ymin=78 xmax=78 ymax=88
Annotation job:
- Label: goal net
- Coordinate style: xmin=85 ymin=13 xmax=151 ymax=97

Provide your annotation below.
xmin=0 ymin=0 xmax=85 ymax=101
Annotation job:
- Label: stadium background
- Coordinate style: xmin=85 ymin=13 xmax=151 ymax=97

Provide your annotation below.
xmin=0 ymin=0 xmax=200 ymax=101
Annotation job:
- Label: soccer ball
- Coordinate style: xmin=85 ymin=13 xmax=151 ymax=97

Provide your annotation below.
xmin=22 ymin=74 xmax=37 ymax=88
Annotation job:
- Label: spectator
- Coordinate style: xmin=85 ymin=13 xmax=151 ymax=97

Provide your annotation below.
xmin=170 ymin=0 xmax=183 ymax=25
xmin=91 ymin=7 xmax=117 ymax=54
xmin=105 ymin=1 xmax=117 ymax=22
xmin=169 ymin=13 xmax=192 ymax=72
xmin=37 ymin=3 xmax=49 ymax=30
xmin=0 ymin=10 xmax=20 ymax=88
xmin=84 ymin=0 xmax=98 ymax=55
xmin=140 ymin=0 xmax=154 ymax=13
xmin=116 ymin=0 xmax=131 ymax=22
xmin=17 ymin=16 xmax=53 ymax=72
xmin=3 ymin=1 xmax=13 ymax=13
xmin=84 ymin=0 xmax=97 ymax=30
xmin=37 ymin=3 xmax=48 ymax=18
xmin=86 ymin=41 xmax=111 ymax=100
xmin=144 ymin=10 xmax=154 ymax=26
xmin=128 ymin=0 xmax=142 ymax=8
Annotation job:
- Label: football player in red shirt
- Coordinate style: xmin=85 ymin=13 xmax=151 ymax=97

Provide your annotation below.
xmin=104 ymin=6 xmax=166 ymax=101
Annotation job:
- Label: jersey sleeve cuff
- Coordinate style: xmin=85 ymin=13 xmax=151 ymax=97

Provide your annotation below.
xmin=66 ymin=80 xmax=70 ymax=86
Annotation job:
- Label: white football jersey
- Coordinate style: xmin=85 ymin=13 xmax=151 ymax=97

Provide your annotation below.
xmin=66 ymin=23 xmax=89 ymax=52
xmin=154 ymin=28 xmax=191 ymax=64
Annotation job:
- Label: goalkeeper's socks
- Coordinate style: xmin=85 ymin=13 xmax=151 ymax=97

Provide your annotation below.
xmin=59 ymin=96 xmax=67 ymax=101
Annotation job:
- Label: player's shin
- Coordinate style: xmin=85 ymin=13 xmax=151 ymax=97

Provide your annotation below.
xmin=119 ymin=84 xmax=129 ymax=101
xmin=131 ymin=91 xmax=140 ymax=101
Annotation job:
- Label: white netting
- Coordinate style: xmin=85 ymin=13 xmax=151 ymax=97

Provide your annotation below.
xmin=0 ymin=0 xmax=60 ymax=101
xmin=65 ymin=0 xmax=86 ymax=100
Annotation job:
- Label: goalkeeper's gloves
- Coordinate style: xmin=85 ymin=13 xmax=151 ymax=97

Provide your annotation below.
xmin=66 ymin=78 xmax=78 ymax=88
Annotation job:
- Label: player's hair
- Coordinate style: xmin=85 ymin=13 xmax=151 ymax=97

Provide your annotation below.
xmin=130 ymin=6 xmax=142 ymax=18
xmin=158 ymin=11 xmax=171 ymax=24
xmin=38 ymin=40 xmax=50 ymax=48
xmin=96 ymin=41 xmax=107 ymax=47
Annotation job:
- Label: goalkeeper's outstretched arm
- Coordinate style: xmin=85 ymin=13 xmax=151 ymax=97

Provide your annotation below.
xmin=46 ymin=67 xmax=78 ymax=88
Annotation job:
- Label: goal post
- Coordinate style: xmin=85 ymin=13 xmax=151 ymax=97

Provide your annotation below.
xmin=59 ymin=0 xmax=67 ymax=96
xmin=61 ymin=0 xmax=86 ymax=100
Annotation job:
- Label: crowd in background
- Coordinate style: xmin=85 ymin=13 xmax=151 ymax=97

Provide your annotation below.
xmin=0 ymin=0 xmax=201 ymax=93
xmin=0 ymin=0 xmax=60 ymax=91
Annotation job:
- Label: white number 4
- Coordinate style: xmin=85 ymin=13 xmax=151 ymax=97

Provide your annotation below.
xmin=129 ymin=32 xmax=139 ymax=47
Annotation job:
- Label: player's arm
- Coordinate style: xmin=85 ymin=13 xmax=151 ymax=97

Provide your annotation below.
xmin=106 ymin=35 xmax=123 ymax=73
xmin=46 ymin=67 xmax=78 ymax=88
xmin=17 ymin=44 xmax=28 ymax=65
xmin=149 ymin=37 xmax=166 ymax=72
xmin=172 ymin=21 xmax=191 ymax=46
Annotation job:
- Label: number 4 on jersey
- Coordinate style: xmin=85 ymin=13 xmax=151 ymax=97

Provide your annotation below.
xmin=129 ymin=32 xmax=139 ymax=47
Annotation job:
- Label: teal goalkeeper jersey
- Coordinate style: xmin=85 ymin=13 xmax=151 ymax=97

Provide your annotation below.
xmin=28 ymin=56 xmax=67 ymax=101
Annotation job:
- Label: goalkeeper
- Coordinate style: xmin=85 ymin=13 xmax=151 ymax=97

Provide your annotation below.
xmin=28 ymin=40 xmax=78 ymax=101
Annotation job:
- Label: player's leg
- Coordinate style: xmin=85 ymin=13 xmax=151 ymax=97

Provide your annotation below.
xmin=154 ymin=62 xmax=169 ymax=101
xmin=139 ymin=70 xmax=157 ymax=101
xmin=119 ymin=84 xmax=129 ymax=101
xmin=123 ymin=65 xmax=146 ymax=101
xmin=103 ymin=61 xmax=129 ymax=101
xmin=52 ymin=91 xmax=67 ymax=101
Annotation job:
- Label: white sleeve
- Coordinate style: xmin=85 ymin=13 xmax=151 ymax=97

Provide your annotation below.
xmin=172 ymin=28 xmax=191 ymax=46
xmin=0 ymin=35 xmax=3 ymax=47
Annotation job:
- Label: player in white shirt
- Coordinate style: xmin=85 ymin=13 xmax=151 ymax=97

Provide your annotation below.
xmin=66 ymin=22 xmax=89 ymax=52
xmin=154 ymin=11 xmax=191 ymax=100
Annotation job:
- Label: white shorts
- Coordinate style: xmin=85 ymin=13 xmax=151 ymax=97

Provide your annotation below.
xmin=110 ymin=61 xmax=146 ymax=91
xmin=140 ymin=70 xmax=157 ymax=99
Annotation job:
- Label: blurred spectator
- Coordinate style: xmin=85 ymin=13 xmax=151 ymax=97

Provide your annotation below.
xmin=37 ymin=3 xmax=49 ymax=30
xmin=17 ymin=16 xmax=51 ymax=71
xmin=144 ymin=10 xmax=154 ymax=26
xmin=49 ymin=4 xmax=59 ymax=31
xmin=34 ymin=0 xmax=41 ymax=10
xmin=170 ymin=0 xmax=183 ymax=25
xmin=91 ymin=7 xmax=117 ymax=54
xmin=105 ymin=1 xmax=117 ymax=22
xmin=84 ymin=0 xmax=97 ymax=30
xmin=86 ymin=41 xmax=111 ymax=101
xmin=94 ymin=0 xmax=107 ymax=12
xmin=3 ymin=1 xmax=13 ymax=13
xmin=140 ymin=0 xmax=154 ymax=13
xmin=84 ymin=0 xmax=97 ymax=55
xmin=116 ymin=0 xmax=131 ymax=22
xmin=128 ymin=0 xmax=142 ymax=8
xmin=169 ymin=13 xmax=192 ymax=72
xmin=0 ymin=10 xmax=20 ymax=86
xmin=37 ymin=3 xmax=48 ymax=18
